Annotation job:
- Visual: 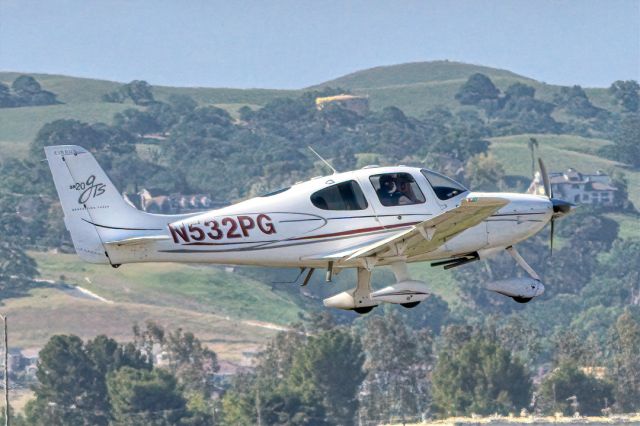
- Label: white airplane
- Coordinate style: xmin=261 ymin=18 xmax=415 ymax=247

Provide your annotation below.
xmin=45 ymin=145 xmax=573 ymax=314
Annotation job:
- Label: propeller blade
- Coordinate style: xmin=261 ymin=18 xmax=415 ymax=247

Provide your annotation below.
xmin=538 ymin=158 xmax=552 ymax=198
xmin=550 ymin=219 xmax=555 ymax=256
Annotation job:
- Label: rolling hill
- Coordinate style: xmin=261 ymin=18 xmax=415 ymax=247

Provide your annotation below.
xmin=311 ymin=60 xmax=615 ymax=115
xmin=7 ymin=251 xmax=303 ymax=364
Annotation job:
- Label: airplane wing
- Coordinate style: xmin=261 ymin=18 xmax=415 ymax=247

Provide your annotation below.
xmin=315 ymin=196 xmax=508 ymax=266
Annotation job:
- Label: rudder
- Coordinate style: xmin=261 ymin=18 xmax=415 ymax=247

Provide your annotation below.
xmin=44 ymin=145 xmax=165 ymax=264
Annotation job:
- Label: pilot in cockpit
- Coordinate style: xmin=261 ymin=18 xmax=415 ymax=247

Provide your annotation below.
xmin=377 ymin=174 xmax=399 ymax=206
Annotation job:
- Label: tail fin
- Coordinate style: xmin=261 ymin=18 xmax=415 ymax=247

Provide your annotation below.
xmin=45 ymin=145 xmax=169 ymax=264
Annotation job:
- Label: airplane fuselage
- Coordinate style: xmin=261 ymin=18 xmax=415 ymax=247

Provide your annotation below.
xmin=103 ymin=166 xmax=553 ymax=268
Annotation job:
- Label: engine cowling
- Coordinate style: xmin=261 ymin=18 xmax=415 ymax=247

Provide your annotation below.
xmin=485 ymin=277 xmax=545 ymax=299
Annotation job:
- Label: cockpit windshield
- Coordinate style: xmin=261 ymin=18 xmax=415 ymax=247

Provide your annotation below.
xmin=421 ymin=169 xmax=468 ymax=200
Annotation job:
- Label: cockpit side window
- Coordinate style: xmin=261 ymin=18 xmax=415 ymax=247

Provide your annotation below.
xmin=310 ymin=180 xmax=368 ymax=210
xmin=421 ymin=169 xmax=468 ymax=200
xmin=369 ymin=173 xmax=426 ymax=207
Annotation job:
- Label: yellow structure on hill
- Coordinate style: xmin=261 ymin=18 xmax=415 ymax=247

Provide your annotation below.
xmin=315 ymin=94 xmax=369 ymax=115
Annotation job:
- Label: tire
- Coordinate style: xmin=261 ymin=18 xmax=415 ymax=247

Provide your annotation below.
xmin=354 ymin=306 xmax=375 ymax=314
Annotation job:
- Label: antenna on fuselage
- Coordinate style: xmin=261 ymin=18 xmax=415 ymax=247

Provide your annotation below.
xmin=308 ymin=146 xmax=338 ymax=174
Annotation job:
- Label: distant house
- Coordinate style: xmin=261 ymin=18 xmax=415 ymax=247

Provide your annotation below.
xmin=315 ymin=94 xmax=369 ymax=115
xmin=123 ymin=189 xmax=225 ymax=214
xmin=529 ymin=168 xmax=617 ymax=206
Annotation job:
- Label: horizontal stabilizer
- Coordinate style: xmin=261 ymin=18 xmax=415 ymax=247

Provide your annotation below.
xmin=104 ymin=235 xmax=170 ymax=247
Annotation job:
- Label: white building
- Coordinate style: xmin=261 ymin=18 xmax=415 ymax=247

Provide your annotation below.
xmin=529 ymin=168 xmax=617 ymax=206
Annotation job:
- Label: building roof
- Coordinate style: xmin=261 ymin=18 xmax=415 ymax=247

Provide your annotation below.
xmin=315 ymin=94 xmax=367 ymax=105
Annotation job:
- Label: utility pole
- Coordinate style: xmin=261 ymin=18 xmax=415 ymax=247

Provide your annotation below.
xmin=0 ymin=315 xmax=8 ymax=426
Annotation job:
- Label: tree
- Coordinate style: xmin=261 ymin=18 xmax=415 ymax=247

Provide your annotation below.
xmin=538 ymin=361 xmax=613 ymax=416
xmin=359 ymin=310 xmax=432 ymax=424
xmin=0 ymin=237 xmax=37 ymax=298
xmin=12 ymin=75 xmax=42 ymax=94
xmin=107 ymin=367 xmax=187 ymax=425
xmin=123 ymin=80 xmax=155 ymax=106
xmin=609 ymin=80 xmax=640 ymax=112
xmin=455 ymin=73 xmax=500 ymax=105
xmin=27 ymin=335 xmax=107 ymax=425
xmin=612 ymin=112 xmax=640 ymax=167
xmin=464 ymin=152 xmax=505 ymax=191
xmin=0 ymin=82 xmax=14 ymax=107
xmin=167 ymin=94 xmax=198 ymax=115
xmin=114 ymin=109 xmax=160 ymax=135
xmin=527 ymin=137 xmax=539 ymax=177
xmin=432 ymin=334 xmax=531 ymax=417
xmin=553 ymin=85 xmax=602 ymax=118
xmin=163 ymin=327 xmax=220 ymax=397
xmin=287 ymin=328 xmax=365 ymax=425
xmin=610 ymin=309 xmax=640 ymax=412
xmin=220 ymin=325 xmax=327 ymax=425
xmin=10 ymin=75 xmax=58 ymax=106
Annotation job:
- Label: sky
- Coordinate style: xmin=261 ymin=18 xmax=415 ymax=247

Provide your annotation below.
xmin=1 ymin=0 xmax=639 ymax=89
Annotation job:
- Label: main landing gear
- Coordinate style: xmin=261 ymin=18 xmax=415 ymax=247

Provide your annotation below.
xmin=323 ymin=261 xmax=431 ymax=314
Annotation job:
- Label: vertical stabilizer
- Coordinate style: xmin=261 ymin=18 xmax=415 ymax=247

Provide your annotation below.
xmin=44 ymin=145 xmax=168 ymax=264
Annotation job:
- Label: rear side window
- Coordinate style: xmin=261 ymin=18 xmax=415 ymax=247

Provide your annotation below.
xmin=311 ymin=180 xmax=368 ymax=210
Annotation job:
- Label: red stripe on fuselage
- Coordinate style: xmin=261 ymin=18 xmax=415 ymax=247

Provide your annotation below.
xmin=290 ymin=221 xmax=420 ymax=241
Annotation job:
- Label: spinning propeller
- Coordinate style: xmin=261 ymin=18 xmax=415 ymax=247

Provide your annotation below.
xmin=537 ymin=158 xmax=574 ymax=255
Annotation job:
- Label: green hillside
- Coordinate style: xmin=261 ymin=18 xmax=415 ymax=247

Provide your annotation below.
xmin=311 ymin=60 xmax=535 ymax=89
xmin=4 ymin=251 xmax=303 ymax=361
xmin=0 ymin=62 xmax=617 ymax=155
xmin=0 ymin=71 xmax=297 ymax=157
xmin=312 ymin=61 xmax=614 ymax=116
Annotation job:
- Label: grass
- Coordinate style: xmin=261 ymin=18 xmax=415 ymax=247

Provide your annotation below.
xmin=31 ymin=251 xmax=302 ymax=324
xmin=312 ymin=60 xmax=534 ymax=89
xmin=2 ymin=286 xmax=277 ymax=362
xmin=604 ymin=213 xmax=640 ymax=241
xmin=1 ymin=251 xmax=304 ymax=361
xmin=311 ymin=61 xmax=613 ymax=116
xmin=0 ymin=103 xmax=134 ymax=157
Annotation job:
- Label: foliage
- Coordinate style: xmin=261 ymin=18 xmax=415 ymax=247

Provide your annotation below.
xmin=609 ymin=80 xmax=640 ymax=112
xmin=538 ymin=361 xmax=613 ymax=416
xmin=432 ymin=331 xmax=532 ymax=417
xmin=102 ymin=80 xmax=156 ymax=106
xmin=358 ymin=310 xmax=433 ymax=423
xmin=609 ymin=308 xmax=640 ymax=412
xmin=0 ymin=234 xmax=38 ymax=298
xmin=464 ymin=152 xmax=505 ymax=191
xmin=107 ymin=366 xmax=187 ymax=425
xmin=26 ymin=329 xmax=215 ymax=425
xmin=27 ymin=335 xmax=110 ymax=425
xmin=582 ymin=239 xmax=640 ymax=307
xmin=0 ymin=75 xmax=59 ymax=108
xmin=133 ymin=321 xmax=219 ymax=397
xmin=455 ymin=73 xmax=500 ymax=105
xmin=611 ymin=112 xmax=640 ymax=167
xmin=287 ymin=328 xmax=366 ymax=425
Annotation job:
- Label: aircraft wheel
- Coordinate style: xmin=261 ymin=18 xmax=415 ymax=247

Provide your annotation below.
xmin=512 ymin=296 xmax=533 ymax=304
xmin=354 ymin=306 xmax=375 ymax=314
xmin=401 ymin=301 xmax=420 ymax=309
